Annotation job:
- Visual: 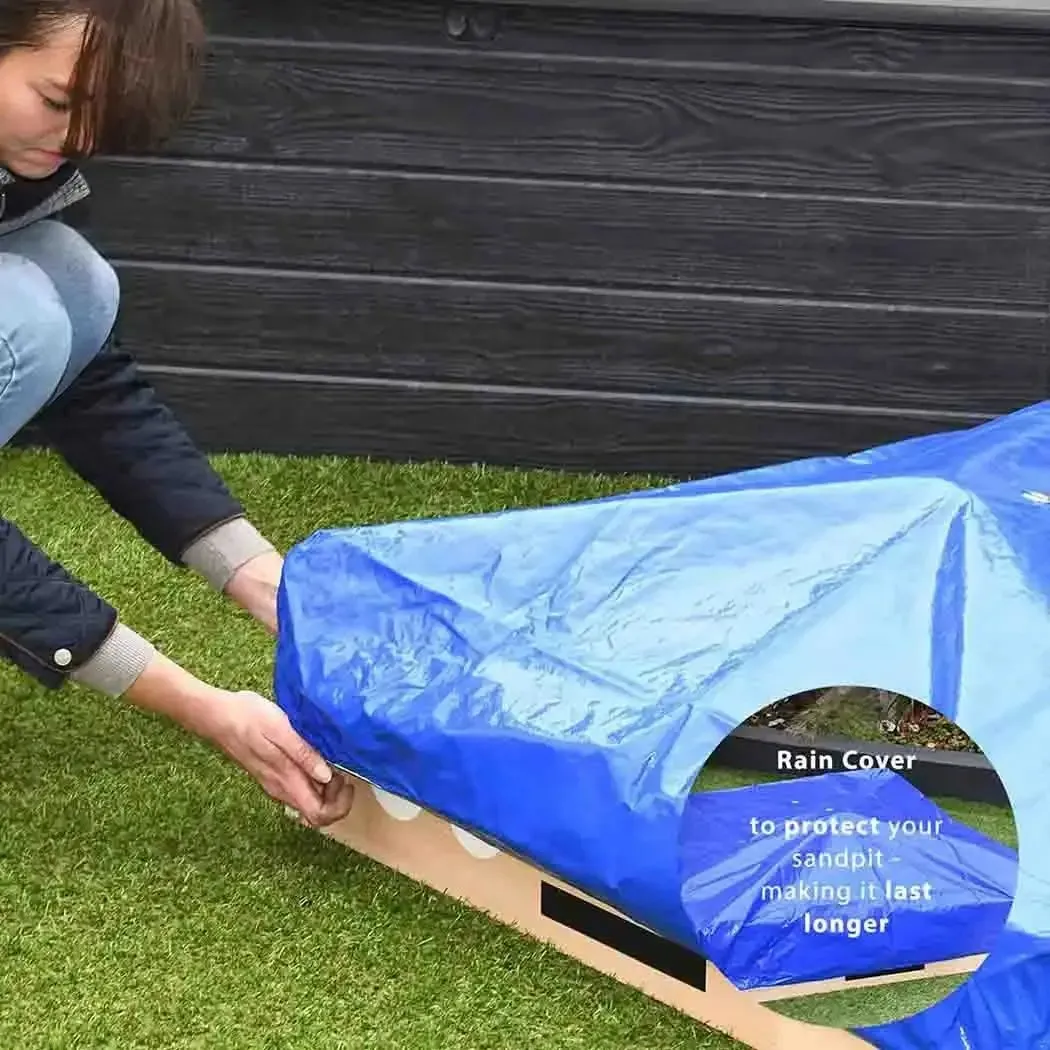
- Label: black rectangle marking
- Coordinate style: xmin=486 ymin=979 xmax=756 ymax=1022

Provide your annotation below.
xmin=844 ymin=963 xmax=926 ymax=981
xmin=539 ymin=881 xmax=707 ymax=991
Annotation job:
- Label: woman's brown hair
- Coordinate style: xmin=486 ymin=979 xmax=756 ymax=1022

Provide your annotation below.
xmin=0 ymin=0 xmax=205 ymax=157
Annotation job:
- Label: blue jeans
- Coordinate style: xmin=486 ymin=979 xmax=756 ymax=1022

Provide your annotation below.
xmin=0 ymin=219 xmax=118 ymax=447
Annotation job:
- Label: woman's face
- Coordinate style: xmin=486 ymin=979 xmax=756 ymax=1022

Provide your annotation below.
xmin=0 ymin=18 xmax=85 ymax=179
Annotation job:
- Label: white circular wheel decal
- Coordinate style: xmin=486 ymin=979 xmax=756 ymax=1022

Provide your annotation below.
xmin=372 ymin=784 xmax=422 ymax=821
xmin=451 ymin=823 xmax=501 ymax=859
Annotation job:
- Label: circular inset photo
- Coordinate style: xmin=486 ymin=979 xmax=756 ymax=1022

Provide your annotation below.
xmin=677 ymin=685 xmax=1018 ymax=1035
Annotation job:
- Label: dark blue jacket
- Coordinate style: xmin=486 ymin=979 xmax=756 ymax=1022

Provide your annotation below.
xmin=1 ymin=335 xmax=248 ymax=689
xmin=1 ymin=164 xmax=249 ymax=689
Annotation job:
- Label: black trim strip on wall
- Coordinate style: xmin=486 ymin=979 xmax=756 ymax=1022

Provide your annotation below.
xmin=709 ymin=725 xmax=1009 ymax=808
xmin=492 ymin=0 xmax=1050 ymax=31
xmin=538 ymin=881 xmax=708 ymax=991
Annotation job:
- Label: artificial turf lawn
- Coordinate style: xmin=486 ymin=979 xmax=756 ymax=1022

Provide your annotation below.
xmin=0 ymin=448 xmax=1015 ymax=1047
xmin=2 ymin=448 xmax=736 ymax=1050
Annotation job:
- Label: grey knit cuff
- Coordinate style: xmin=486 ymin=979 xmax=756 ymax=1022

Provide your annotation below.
xmin=70 ymin=622 xmax=157 ymax=697
xmin=181 ymin=517 xmax=277 ymax=591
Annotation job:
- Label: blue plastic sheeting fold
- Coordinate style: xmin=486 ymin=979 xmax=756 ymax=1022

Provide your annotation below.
xmin=680 ymin=769 xmax=1017 ymax=990
xmin=274 ymin=400 xmax=1050 ymax=1048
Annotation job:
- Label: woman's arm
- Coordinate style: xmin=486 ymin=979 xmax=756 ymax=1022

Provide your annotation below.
xmin=0 ymin=513 xmax=152 ymax=692
xmin=28 ymin=331 xmax=277 ymax=603
xmin=0 ymin=513 xmax=353 ymax=826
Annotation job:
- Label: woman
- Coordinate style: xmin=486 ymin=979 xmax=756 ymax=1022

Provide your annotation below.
xmin=0 ymin=0 xmax=353 ymax=827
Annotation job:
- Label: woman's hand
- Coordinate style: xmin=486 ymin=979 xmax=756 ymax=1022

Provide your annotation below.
xmin=124 ymin=651 xmax=354 ymax=828
xmin=197 ymin=688 xmax=355 ymax=828
xmin=139 ymin=550 xmax=356 ymax=825
xmin=224 ymin=549 xmax=284 ymax=634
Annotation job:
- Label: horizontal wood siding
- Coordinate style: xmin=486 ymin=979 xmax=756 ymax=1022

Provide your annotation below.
xmin=66 ymin=0 xmax=1050 ymax=477
xmin=114 ymin=263 xmax=1045 ymax=413
xmin=127 ymin=370 xmax=968 ymax=476
xmin=79 ymin=160 xmax=1050 ymax=307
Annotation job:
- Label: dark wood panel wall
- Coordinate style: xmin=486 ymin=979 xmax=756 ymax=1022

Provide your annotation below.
xmin=67 ymin=0 xmax=1050 ymax=477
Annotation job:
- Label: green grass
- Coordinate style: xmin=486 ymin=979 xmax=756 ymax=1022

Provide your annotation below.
xmin=765 ymin=975 xmax=968 ymax=1030
xmin=0 ymin=448 xmax=1013 ymax=1047
xmin=1 ymin=448 xmax=738 ymax=1050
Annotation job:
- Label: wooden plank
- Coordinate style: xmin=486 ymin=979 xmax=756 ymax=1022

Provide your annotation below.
xmin=73 ymin=159 xmax=1050 ymax=309
xmin=471 ymin=0 xmax=1050 ymax=31
xmin=170 ymin=45 xmax=1050 ymax=201
xmin=304 ymin=776 xmax=873 ymax=1050
xmin=201 ymin=0 xmax=1050 ymax=83
xmin=137 ymin=366 xmax=983 ymax=477
xmin=115 ymin=263 xmax=1048 ymax=416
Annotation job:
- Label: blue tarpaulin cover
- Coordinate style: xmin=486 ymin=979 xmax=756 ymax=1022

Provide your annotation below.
xmin=274 ymin=401 xmax=1050 ymax=1048
xmin=680 ymin=769 xmax=1017 ymax=990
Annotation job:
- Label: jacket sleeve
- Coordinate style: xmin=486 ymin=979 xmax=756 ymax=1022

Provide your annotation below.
xmin=0 ymin=514 xmax=155 ymax=694
xmin=30 ymin=333 xmax=275 ymax=590
xmin=1 ymin=333 xmax=276 ymax=695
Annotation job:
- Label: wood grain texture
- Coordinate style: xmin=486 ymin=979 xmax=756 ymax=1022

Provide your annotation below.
xmin=115 ymin=263 xmax=1048 ymax=415
xmin=61 ymin=0 xmax=1050 ymax=475
xmin=73 ymin=159 xmax=1050 ymax=309
xmin=201 ymin=0 xmax=1050 ymax=84
xmin=167 ymin=45 xmax=1050 ymax=201
xmin=138 ymin=367 xmax=982 ymax=477
xmin=494 ymin=0 xmax=1050 ymax=29
xmin=488 ymin=0 xmax=1050 ymax=34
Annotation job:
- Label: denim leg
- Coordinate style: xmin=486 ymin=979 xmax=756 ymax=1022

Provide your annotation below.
xmin=0 ymin=220 xmax=119 ymax=448
xmin=1 ymin=220 xmax=120 ymax=398
xmin=0 ymin=253 xmax=74 ymax=448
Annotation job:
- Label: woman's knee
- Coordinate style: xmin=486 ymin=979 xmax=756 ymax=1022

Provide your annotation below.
xmin=0 ymin=220 xmax=119 ymax=371
xmin=0 ymin=257 xmax=73 ymax=445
